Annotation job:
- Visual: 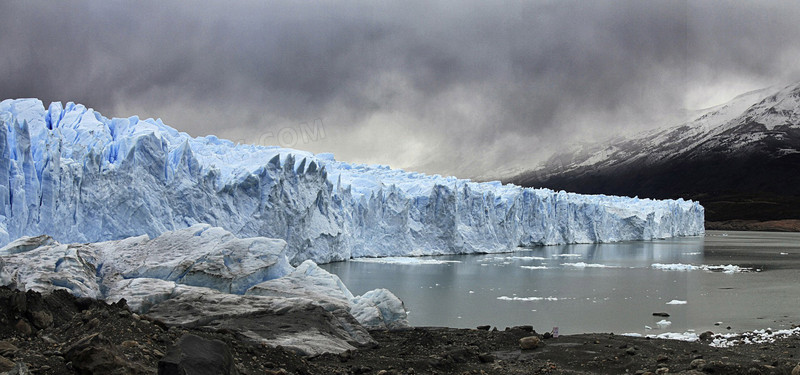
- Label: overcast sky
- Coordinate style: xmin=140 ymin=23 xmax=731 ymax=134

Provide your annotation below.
xmin=2 ymin=1 xmax=800 ymax=179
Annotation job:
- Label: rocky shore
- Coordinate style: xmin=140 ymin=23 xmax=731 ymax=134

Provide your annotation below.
xmin=706 ymin=220 xmax=800 ymax=232
xmin=0 ymin=287 xmax=798 ymax=375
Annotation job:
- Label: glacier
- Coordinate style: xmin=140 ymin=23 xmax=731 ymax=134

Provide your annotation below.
xmin=0 ymin=98 xmax=704 ymax=264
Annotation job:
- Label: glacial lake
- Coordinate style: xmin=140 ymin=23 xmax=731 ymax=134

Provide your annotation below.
xmin=321 ymin=231 xmax=800 ymax=335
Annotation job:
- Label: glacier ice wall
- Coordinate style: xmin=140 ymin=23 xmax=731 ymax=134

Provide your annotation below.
xmin=0 ymin=99 xmax=704 ymax=264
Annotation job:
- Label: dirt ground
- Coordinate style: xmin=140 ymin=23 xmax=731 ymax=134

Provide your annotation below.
xmin=0 ymin=287 xmax=798 ymax=375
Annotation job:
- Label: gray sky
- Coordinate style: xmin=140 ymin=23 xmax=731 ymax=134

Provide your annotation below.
xmin=2 ymin=1 xmax=800 ymax=179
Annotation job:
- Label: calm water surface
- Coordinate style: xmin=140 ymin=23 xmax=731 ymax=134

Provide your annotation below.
xmin=321 ymin=231 xmax=800 ymax=335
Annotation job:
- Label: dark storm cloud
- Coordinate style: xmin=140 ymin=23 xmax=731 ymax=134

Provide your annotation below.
xmin=2 ymin=1 xmax=800 ymax=178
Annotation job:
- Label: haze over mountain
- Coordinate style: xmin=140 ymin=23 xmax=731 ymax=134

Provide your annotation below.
xmin=510 ymin=82 xmax=800 ymax=226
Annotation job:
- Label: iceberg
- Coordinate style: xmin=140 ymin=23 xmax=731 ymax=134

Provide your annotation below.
xmin=0 ymin=99 xmax=704 ymax=264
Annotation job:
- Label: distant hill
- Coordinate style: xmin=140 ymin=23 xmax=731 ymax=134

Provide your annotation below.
xmin=508 ymin=82 xmax=800 ymax=229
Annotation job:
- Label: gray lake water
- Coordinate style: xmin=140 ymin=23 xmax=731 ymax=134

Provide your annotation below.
xmin=321 ymin=231 xmax=800 ymax=335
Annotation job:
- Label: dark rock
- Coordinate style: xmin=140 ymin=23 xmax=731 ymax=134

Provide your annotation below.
xmin=690 ymin=358 xmax=706 ymax=369
xmin=519 ymin=336 xmax=541 ymax=350
xmin=158 ymin=334 xmax=238 ymax=375
xmin=512 ymin=325 xmax=534 ymax=332
xmin=10 ymin=292 xmax=26 ymax=314
xmin=543 ymin=331 xmax=553 ymax=339
xmin=86 ymin=318 xmax=101 ymax=330
xmin=0 ymin=356 xmax=15 ymax=372
xmin=478 ymin=353 xmax=495 ymax=363
xmin=64 ymin=333 xmax=135 ymax=375
xmin=14 ymin=320 xmax=31 ymax=335
xmin=0 ymin=341 xmax=19 ymax=357
xmin=476 ymin=325 xmax=490 ymax=331
xmin=701 ymin=360 xmax=741 ymax=373
xmin=74 ymin=297 xmax=94 ymax=311
xmin=30 ymin=310 xmax=53 ymax=329
xmin=656 ymin=353 xmax=669 ymax=362
xmin=699 ymin=331 xmax=715 ymax=341
xmin=626 ymin=347 xmax=637 ymax=356
xmin=443 ymin=347 xmax=474 ymax=363
xmin=114 ymin=298 xmax=128 ymax=309
xmin=3 ymin=362 xmax=28 ymax=375
xmin=338 ymin=350 xmax=352 ymax=362
xmin=652 ymin=312 xmax=670 ymax=317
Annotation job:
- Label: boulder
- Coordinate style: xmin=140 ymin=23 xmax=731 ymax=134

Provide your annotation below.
xmin=64 ymin=333 xmax=142 ymax=375
xmin=158 ymin=334 xmax=238 ymax=375
xmin=30 ymin=310 xmax=52 ymax=329
xmin=519 ymin=336 xmax=541 ymax=350
xmin=0 ymin=341 xmax=19 ymax=357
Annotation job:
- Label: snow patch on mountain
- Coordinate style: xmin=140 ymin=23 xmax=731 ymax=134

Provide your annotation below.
xmin=525 ymin=82 xmax=800 ymax=180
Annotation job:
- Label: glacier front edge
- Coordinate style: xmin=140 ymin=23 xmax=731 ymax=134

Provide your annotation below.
xmin=0 ymin=98 xmax=704 ymax=264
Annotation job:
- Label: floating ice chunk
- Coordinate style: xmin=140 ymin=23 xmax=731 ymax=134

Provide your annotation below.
xmin=666 ymin=300 xmax=687 ymax=305
xmin=562 ymin=262 xmax=615 ymax=268
xmin=701 ymin=264 xmax=753 ymax=273
xmin=651 ymin=263 xmax=753 ymax=273
xmin=492 ymin=256 xmax=547 ymax=261
xmin=349 ymin=257 xmax=460 ymax=265
xmin=551 ymin=254 xmax=582 ymax=258
xmin=497 ymin=296 xmax=560 ymax=301
xmin=521 ymin=266 xmax=549 ymax=270
xmin=656 ymin=319 xmax=672 ymax=329
xmin=651 ymin=263 xmax=698 ymax=271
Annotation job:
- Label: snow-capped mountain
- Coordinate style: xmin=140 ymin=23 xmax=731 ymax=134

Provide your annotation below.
xmin=0 ymin=99 xmax=703 ymax=264
xmin=511 ymin=82 xmax=800 ymax=223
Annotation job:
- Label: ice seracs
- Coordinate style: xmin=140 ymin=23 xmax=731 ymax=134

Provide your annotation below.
xmin=0 ymin=98 xmax=703 ymax=264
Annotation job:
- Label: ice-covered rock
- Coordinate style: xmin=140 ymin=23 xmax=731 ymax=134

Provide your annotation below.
xmin=145 ymin=284 xmax=376 ymax=356
xmin=0 ymin=226 xmax=409 ymax=354
xmin=0 ymin=99 xmax=703 ymax=264
xmin=246 ymin=260 xmax=408 ymax=329
xmin=94 ymin=224 xmax=293 ymax=294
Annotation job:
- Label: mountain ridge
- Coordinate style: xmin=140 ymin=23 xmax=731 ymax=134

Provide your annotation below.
xmin=509 ymin=82 xmax=800 ymax=225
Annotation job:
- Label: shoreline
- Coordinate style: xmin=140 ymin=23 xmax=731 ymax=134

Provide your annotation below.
xmin=706 ymin=220 xmax=800 ymax=232
xmin=1 ymin=287 xmax=798 ymax=374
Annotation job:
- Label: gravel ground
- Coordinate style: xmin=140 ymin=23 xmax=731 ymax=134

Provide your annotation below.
xmin=0 ymin=286 xmax=798 ymax=375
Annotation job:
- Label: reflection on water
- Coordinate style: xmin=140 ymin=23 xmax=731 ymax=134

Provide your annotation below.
xmin=322 ymin=231 xmax=800 ymax=335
